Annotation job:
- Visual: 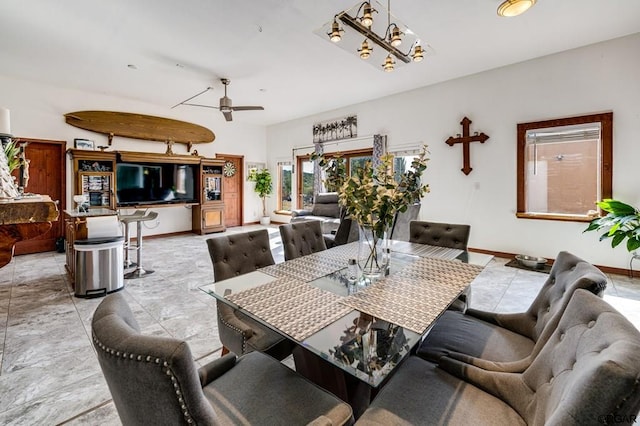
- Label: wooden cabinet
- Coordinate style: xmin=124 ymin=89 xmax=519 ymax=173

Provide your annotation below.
xmin=193 ymin=159 xmax=226 ymax=234
xmin=68 ymin=149 xmax=117 ymax=210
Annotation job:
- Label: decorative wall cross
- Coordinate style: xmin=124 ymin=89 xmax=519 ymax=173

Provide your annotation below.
xmin=445 ymin=117 xmax=489 ymax=175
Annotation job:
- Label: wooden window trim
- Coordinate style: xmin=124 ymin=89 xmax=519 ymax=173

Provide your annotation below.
xmin=516 ymin=112 xmax=612 ymax=221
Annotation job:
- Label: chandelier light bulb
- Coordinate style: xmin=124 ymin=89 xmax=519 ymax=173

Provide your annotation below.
xmin=361 ymin=3 xmax=375 ymax=27
xmin=358 ymin=39 xmax=372 ymax=59
xmin=329 ymin=20 xmax=343 ymax=42
xmin=382 ymin=54 xmax=395 ymax=72
xmin=412 ymin=45 xmax=424 ymax=62
xmin=390 ymin=26 xmax=402 ymax=47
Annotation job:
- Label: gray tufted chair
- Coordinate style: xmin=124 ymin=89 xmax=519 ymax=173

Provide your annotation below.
xmin=356 ymin=289 xmax=640 ymax=425
xmin=417 ymin=251 xmax=608 ymax=373
xmin=324 ymin=217 xmax=359 ymax=249
xmin=409 ymin=220 xmax=471 ymax=250
xmin=92 ymin=293 xmax=354 ymax=425
xmin=279 ymin=220 xmax=327 ymax=261
xmin=206 ymin=230 xmax=293 ymax=360
xmin=409 ymin=220 xmax=472 ymax=311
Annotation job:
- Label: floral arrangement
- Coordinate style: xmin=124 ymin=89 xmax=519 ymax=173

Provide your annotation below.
xmin=313 ymin=145 xmax=430 ymax=277
xmin=338 ymin=145 xmax=430 ymax=237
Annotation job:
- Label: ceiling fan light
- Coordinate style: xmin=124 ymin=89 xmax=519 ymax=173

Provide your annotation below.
xmin=497 ymin=0 xmax=536 ymax=17
xmin=361 ymin=3 xmax=375 ymax=27
xmin=358 ymin=39 xmax=372 ymax=59
xmin=329 ymin=20 xmax=343 ymax=42
xmin=412 ymin=45 xmax=424 ymax=62
xmin=390 ymin=26 xmax=402 ymax=47
xmin=382 ymin=54 xmax=395 ymax=72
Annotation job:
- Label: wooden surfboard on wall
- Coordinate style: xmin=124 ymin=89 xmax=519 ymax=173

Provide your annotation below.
xmin=64 ymin=110 xmax=215 ymax=151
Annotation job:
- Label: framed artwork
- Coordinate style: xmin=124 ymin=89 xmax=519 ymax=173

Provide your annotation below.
xmin=312 ymin=115 xmax=357 ymax=143
xmin=246 ymin=162 xmax=265 ymax=180
xmin=74 ymin=138 xmax=95 ymax=150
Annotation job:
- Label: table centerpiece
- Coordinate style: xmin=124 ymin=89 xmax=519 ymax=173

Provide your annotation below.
xmin=315 ymin=145 xmax=430 ymax=281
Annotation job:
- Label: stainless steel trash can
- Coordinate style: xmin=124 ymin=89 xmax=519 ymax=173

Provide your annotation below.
xmin=74 ymin=236 xmax=125 ymax=298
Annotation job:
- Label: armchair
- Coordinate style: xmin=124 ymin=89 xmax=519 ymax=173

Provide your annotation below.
xmin=416 ymin=251 xmax=607 ymax=372
xmin=291 ymin=192 xmax=341 ymax=234
xmin=92 ymin=293 xmax=354 ymax=425
xmin=356 ymin=289 xmax=640 ymax=425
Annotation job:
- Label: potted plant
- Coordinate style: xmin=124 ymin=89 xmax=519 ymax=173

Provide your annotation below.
xmin=584 ymin=199 xmax=640 ymax=252
xmin=248 ymin=168 xmax=273 ymax=225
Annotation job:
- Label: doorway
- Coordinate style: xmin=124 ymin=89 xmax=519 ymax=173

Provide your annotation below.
xmin=13 ymin=138 xmax=67 ymax=254
xmin=217 ymin=154 xmax=243 ymax=227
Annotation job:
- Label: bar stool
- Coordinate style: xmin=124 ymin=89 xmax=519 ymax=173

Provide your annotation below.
xmin=124 ymin=211 xmax=158 ymax=279
xmin=118 ymin=210 xmax=147 ymax=269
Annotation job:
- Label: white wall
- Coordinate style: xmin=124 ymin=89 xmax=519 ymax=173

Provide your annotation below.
xmin=267 ymin=33 xmax=640 ymax=270
xmin=0 ymin=75 xmax=268 ymax=236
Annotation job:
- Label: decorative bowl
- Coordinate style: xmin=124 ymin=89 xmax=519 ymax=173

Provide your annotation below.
xmin=515 ymin=254 xmax=547 ymax=269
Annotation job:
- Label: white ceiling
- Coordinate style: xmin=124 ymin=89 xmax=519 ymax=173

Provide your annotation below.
xmin=1 ymin=0 xmax=639 ymax=126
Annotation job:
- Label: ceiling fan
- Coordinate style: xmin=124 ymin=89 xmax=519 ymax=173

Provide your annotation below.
xmin=172 ymin=78 xmax=264 ymax=121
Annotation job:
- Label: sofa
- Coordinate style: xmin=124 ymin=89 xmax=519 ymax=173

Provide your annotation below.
xmin=291 ymin=192 xmax=341 ymax=234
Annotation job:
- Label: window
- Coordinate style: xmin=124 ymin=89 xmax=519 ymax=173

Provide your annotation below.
xmin=517 ymin=112 xmax=612 ymax=221
xmin=296 ymin=148 xmax=373 ymax=208
xmin=389 ymin=148 xmax=421 ymax=182
xmin=277 ymin=162 xmax=292 ymax=212
xmin=297 ymin=157 xmax=315 ymax=210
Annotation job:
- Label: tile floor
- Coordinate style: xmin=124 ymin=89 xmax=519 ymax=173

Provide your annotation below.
xmin=0 ymin=224 xmax=638 ymax=425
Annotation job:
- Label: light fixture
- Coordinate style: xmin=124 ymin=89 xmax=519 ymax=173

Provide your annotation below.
xmin=497 ymin=0 xmax=537 ymax=17
xmin=360 ymin=2 xmax=376 ymax=27
xmin=328 ymin=19 xmax=344 ymax=42
xmin=412 ymin=45 xmax=424 ymax=62
xmin=358 ymin=39 xmax=373 ymax=59
xmin=389 ymin=25 xmax=402 ymax=47
xmin=317 ymin=0 xmax=427 ymax=72
xmin=382 ymin=54 xmax=395 ymax=72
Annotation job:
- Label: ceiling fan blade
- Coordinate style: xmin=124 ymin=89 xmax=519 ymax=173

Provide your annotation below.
xmin=231 ymin=106 xmax=265 ymax=111
xmin=181 ymin=103 xmax=220 ymax=110
xmin=222 ymin=111 xmax=233 ymax=121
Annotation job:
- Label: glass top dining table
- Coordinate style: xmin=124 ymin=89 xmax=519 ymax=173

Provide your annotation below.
xmin=200 ymin=240 xmax=492 ymax=387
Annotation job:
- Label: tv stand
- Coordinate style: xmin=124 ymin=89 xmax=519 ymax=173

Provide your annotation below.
xmin=67 ymin=149 xmax=224 ymax=234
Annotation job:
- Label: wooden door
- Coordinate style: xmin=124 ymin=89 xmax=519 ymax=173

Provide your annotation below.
xmin=218 ymin=155 xmax=243 ymax=227
xmin=14 ymin=138 xmax=67 ymax=254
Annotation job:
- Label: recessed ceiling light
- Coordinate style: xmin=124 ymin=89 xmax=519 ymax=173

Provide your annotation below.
xmin=127 ymin=64 xmax=137 ymax=70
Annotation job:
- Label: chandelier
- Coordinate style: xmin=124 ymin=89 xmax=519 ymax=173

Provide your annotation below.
xmin=316 ymin=1 xmax=427 ymax=72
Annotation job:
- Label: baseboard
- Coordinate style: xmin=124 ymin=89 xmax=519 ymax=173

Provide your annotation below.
xmin=468 ymin=247 xmax=640 ymax=278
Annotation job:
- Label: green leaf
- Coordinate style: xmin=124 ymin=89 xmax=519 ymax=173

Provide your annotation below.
xmin=627 ymin=237 xmax=640 ymax=252
xmin=611 ymin=232 xmax=625 ymax=248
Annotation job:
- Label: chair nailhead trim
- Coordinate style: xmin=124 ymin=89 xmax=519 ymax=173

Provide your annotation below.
xmin=92 ymin=334 xmax=195 ymax=424
xmin=217 ymin=310 xmax=248 ymax=354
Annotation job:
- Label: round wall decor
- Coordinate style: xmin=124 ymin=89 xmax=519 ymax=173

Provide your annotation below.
xmin=223 ymin=161 xmax=236 ymax=177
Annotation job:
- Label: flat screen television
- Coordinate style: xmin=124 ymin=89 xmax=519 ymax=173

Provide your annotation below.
xmin=116 ymin=162 xmax=197 ymax=206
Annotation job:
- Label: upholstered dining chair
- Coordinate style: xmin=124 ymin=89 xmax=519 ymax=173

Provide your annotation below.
xmin=409 ymin=220 xmax=472 ymax=311
xmin=92 ymin=293 xmax=354 ymax=425
xmin=356 ymin=289 xmax=640 ymax=425
xmin=408 ymin=220 xmax=471 ymax=250
xmin=324 ymin=217 xmax=359 ymax=249
xmin=279 ymin=220 xmax=327 ymax=261
xmin=206 ymin=229 xmax=293 ymax=360
xmin=416 ymin=251 xmax=608 ymax=373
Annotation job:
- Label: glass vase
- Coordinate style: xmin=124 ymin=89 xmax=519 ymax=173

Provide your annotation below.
xmin=357 ymin=224 xmax=389 ymax=284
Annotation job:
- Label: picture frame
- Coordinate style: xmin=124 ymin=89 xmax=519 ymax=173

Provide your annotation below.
xmin=74 ymin=138 xmax=95 ymax=150
xmin=246 ymin=162 xmax=265 ymax=180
